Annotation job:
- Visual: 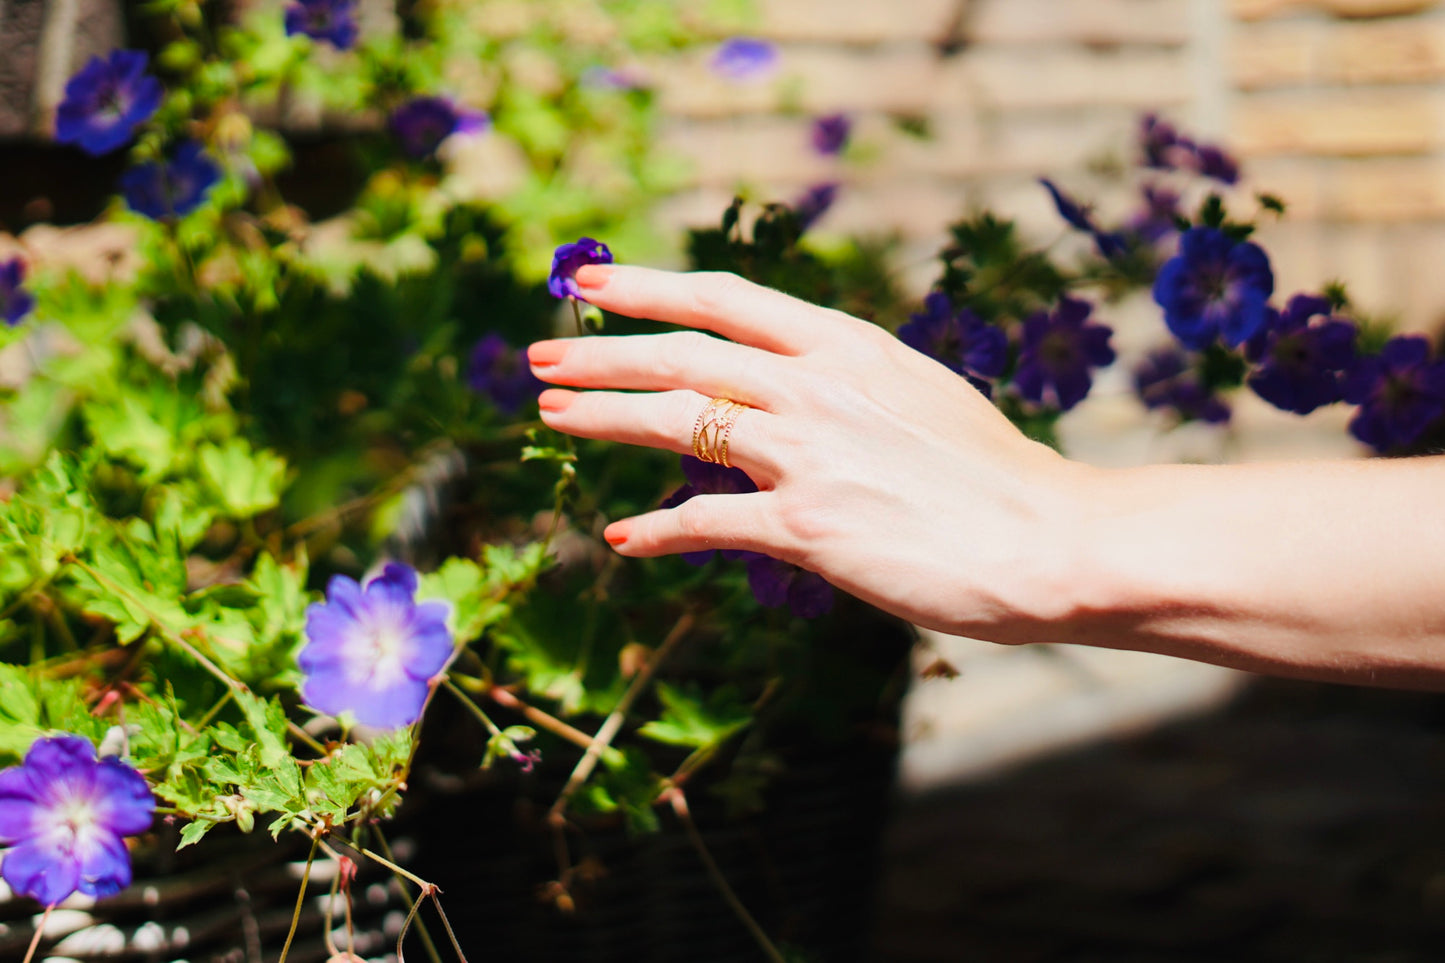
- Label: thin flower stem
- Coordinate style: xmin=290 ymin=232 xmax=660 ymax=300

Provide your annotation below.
xmin=488 ymin=686 xmax=622 ymax=762
xmin=668 ymin=789 xmax=786 ymax=963
xmin=396 ymin=888 xmax=428 ymax=963
xmin=570 ymin=296 xmax=584 ymax=335
xmin=276 ymin=833 xmax=320 ymax=963
xmin=441 ymin=676 xmax=503 ymax=737
xmin=321 ymin=850 xmax=342 ymax=957
xmin=428 ymin=892 xmax=471 ymax=963
xmin=549 ymin=611 xmax=695 ymax=822
xmin=372 ymin=828 xmax=444 ymax=963
xmin=20 ymin=903 xmax=52 ymax=963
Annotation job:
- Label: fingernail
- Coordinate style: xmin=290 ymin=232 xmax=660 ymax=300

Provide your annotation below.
xmin=537 ymin=389 xmax=575 ymax=413
xmin=575 ymin=264 xmax=615 ymax=289
xmin=604 ymin=519 xmax=631 ymax=546
xmin=528 ymin=340 xmax=570 ymax=367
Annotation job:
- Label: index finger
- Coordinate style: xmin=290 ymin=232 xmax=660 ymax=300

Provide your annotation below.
xmin=574 ymin=264 xmax=850 ymax=355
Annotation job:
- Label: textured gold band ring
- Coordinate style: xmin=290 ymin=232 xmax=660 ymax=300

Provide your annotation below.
xmin=692 ymin=397 xmax=748 ymax=468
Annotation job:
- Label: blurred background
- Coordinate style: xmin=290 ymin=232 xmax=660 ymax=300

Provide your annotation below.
xmin=4 ymin=0 xmax=1445 ymax=959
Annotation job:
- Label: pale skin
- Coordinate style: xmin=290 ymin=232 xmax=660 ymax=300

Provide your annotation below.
xmin=529 ymin=264 xmax=1445 ymax=691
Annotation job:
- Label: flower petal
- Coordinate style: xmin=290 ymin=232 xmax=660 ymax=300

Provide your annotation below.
xmin=3 ymin=837 xmax=81 ymax=906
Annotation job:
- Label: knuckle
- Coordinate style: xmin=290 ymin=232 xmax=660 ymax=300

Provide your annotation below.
xmin=653 ymin=331 xmax=709 ymax=382
xmin=673 ymin=498 xmax=712 ymax=542
xmin=690 ymin=271 xmax=751 ymax=318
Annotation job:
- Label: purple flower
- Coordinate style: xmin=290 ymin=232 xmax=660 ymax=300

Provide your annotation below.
xmin=661 ymin=456 xmax=758 ymax=566
xmin=1128 ymin=183 xmax=1183 ymax=245
xmin=0 ymin=735 xmax=154 ymax=906
xmin=1039 ymin=179 xmax=1096 ymax=233
xmin=1342 ymin=335 xmax=1445 ymax=452
xmin=897 ymin=291 xmax=1007 ymax=396
xmin=284 ymin=0 xmax=359 ymax=50
xmin=1014 ymin=296 xmax=1116 ymax=412
xmin=793 ymin=182 xmax=838 ymax=232
xmin=468 ymin=333 xmax=543 ymax=414
xmin=1133 ymin=347 xmax=1231 ymax=424
xmin=810 ymin=113 xmax=850 ymax=156
xmin=298 ymin=562 xmax=453 ymax=728
xmin=548 ymin=237 xmax=614 ymax=300
xmin=710 ymin=37 xmax=778 ymax=81
xmin=390 ymin=97 xmax=489 ymax=160
xmin=746 ymin=555 xmax=835 ymax=619
xmin=0 ymin=259 xmax=36 ymax=327
xmin=1153 ymin=227 xmax=1274 ymax=350
xmin=1244 ymin=294 xmax=1358 ymax=415
xmin=1140 ymin=113 xmax=1183 ymax=170
xmin=1191 ymin=143 xmax=1240 ymax=185
xmin=54 ymin=50 xmax=163 ymax=157
xmin=119 ymin=140 xmax=222 ymax=221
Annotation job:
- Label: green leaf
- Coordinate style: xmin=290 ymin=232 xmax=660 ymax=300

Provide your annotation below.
xmin=198 ymin=438 xmax=288 ymax=517
xmin=177 ymin=819 xmax=215 ymax=850
xmin=418 ymin=557 xmax=509 ymax=642
xmin=637 ymin=682 xmax=750 ymax=749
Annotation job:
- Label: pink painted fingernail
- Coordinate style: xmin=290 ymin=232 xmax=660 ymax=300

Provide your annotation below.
xmin=575 ymin=264 xmax=615 ymax=289
xmin=604 ymin=519 xmax=632 ymax=546
xmin=528 ymin=340 xmax=570 ymax=367
xmin=538 ymin=389 xmax=576 ymax=413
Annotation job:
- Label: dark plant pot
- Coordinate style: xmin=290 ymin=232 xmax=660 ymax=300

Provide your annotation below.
xmin=403 ymin=603 xmax=915 ymax=963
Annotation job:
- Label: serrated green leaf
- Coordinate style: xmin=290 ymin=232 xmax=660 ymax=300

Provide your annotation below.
xmin=637 ymin=682 xmax=750 ymax=749
xmin=418 ymin=557 xmax=508 ymax=642
xmin=198 ymin=438 xmax=288 ymax=517
xmin=177 ymin=819 xmax=215 ymax=850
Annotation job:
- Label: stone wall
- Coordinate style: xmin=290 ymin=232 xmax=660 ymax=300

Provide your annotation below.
xmin=657 ymin=0 xmax=1445 ymax=335
xmin=6 ymin=0 xmax=1445 ymax=331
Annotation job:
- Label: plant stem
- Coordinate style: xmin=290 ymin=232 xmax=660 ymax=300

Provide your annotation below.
xmin=668 ymin=789 xmax=786 ymax=963
xmin=549 ymin=611 xmax=695 ymax=823
xmin=372 ymin=828 xmax=444 ymax=963
xmin=276 ymin=833 xmax=320 ymax=963
xmin=441 ymin=676 xmax=503 ymax=737
xmin=488 ymin=686 xmax=622 ymax=762
xmin=20 ymin=903 xmax=52 ymax=963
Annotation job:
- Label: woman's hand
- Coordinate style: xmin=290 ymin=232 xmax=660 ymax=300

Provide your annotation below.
xmin=528 ymin=265 xmax=1093 ymax=641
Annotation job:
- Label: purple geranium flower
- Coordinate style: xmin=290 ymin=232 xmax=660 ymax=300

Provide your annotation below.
xmin=548 ymin=237 xmax=614 ymax=300
xmin=119 ymin=140 xmax=222 ymax=221
xmin=1342 ymin=335 xmax=1445 ymax=452
xmin=284 ymin=0 xmax=359 ymax=50
xmin=746 ymin=555 xmax=835 ymax=619
xmin=1015 ymin=296 xmax=1116 ymax=411
xmin=1133 ymin=346 xmax=1231 ymax=424
xmin=1039 ymin=178 xmax=1096 ymax=233
xmin=1128 ymin=183 xmax=1183 ymax=245
xmin=54 ymin=50 xmax=163 ymax=157
xmin=897 ymin=291 xmax=1007 ymax=396
xmin=660 ymin=456 xmax=758 ymax=566
xmin=298 ymin=562 xmax=453 ymax=728
xmin=390 ymin=97 xmax=489 ymax=160
xmin=810 ymin=113 xmax=850 ymax=156
xmin=0 ymin=258 xmax=36 ymax=327
xmin=710 ymin=37 xmax=778 ymax=81
xmin=1153 ymin=227 xmax=1274 ymax=350
xmin=0 ymin=735 xmax=154 ymax=906
xmin=1244 ymin=293 xmax=1358 ymax=415
xmin=468 ymin=333 xmax=544 ymax=413
xmin=1191 ymin=143 xmax=1240 ymax=185
xmin=793 ymin=182 xmax=838 ymax=232
xmin=1140 ymin=113 xmax=1183 ymax=170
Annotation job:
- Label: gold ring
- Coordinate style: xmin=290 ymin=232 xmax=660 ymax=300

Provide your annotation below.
xmin=692 ymin=397 xmax=748 ymax=468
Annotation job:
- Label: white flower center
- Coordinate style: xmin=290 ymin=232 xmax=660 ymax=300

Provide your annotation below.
xmin=39 ymin=792 xmax=100 ymax=854
xmin=347 ymin=613 xmax=411 ymax=689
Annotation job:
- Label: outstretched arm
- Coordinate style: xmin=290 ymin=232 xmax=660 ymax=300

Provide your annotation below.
xmin=529 ymin=264 xmax=1445 ymax=690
